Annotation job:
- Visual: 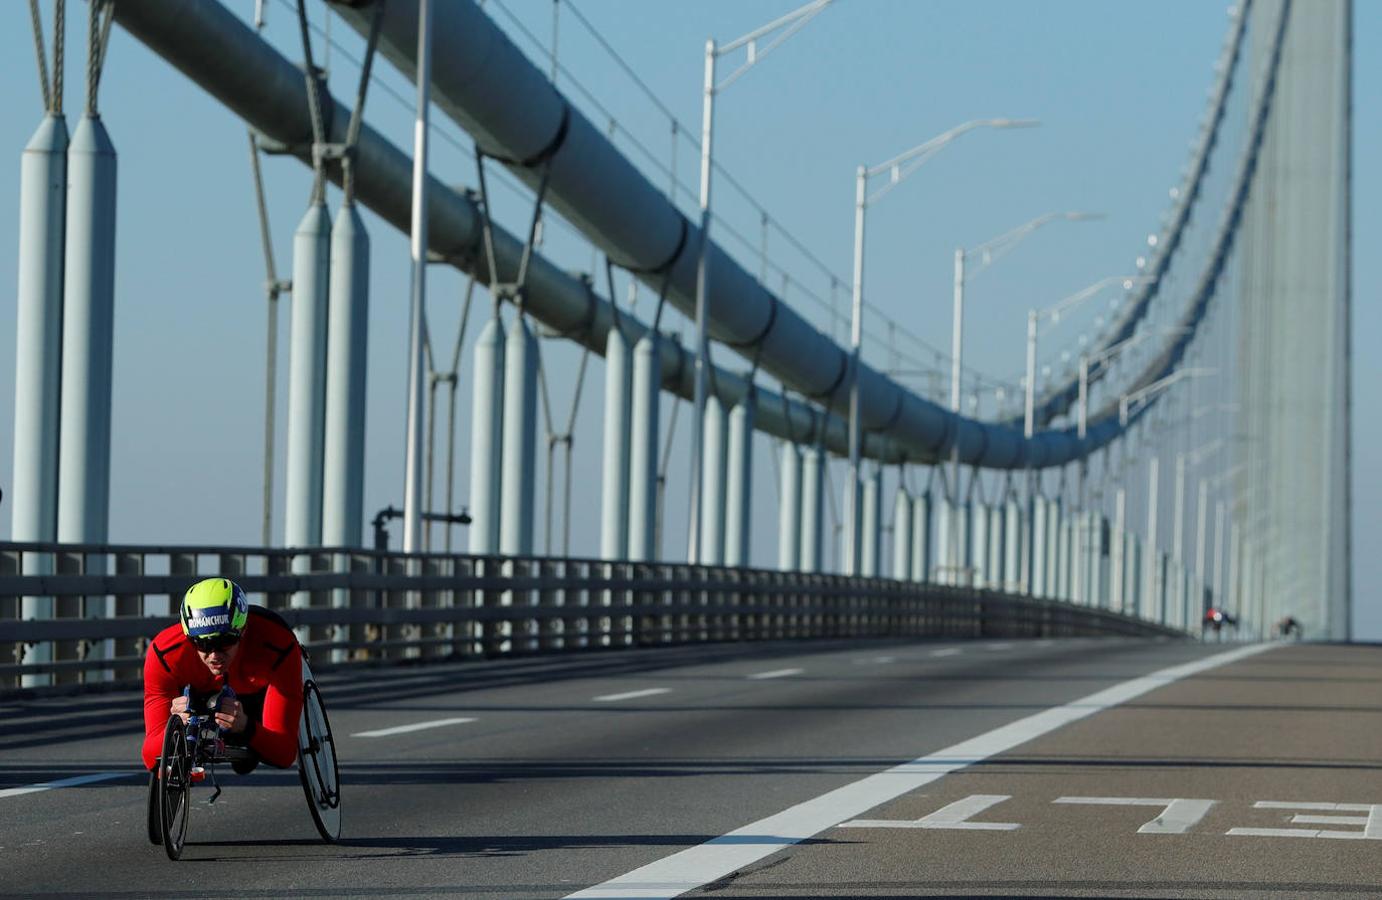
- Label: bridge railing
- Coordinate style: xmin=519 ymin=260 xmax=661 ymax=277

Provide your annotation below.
xmin=1 ymin=541 xmax=1173 ymax=690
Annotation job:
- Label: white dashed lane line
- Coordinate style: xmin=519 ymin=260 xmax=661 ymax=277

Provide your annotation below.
xmin=747 ymin=668 xmax=804 ymax=680
xmin=593 ymin=688 xmax=671 ymax=703
xmin=352 ymin=717 xmax=477 ymax=738
xmin=0 ymin=772 xmax=135 ymax=801
xmin=930 ymin=648 xmax=962 ymax=658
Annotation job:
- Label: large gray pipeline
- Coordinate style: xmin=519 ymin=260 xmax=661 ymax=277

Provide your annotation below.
xmin=112 ymin=0 xmax=1131 ymax=468
xmin=107 ymin=0 xmax=898 ymax=461
xmin=325 ymin=0 xmax=1173 ymax=469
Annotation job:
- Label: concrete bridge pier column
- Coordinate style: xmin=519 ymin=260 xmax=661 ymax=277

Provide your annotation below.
xmin=13 ymin=112 xmax=68 ymax=687
xmin=1085 ymin=512 xmax=1103 ymax=607
xmin=57 ymin=111 xmax=118 ymax=682
xmin=285 ymin=199 xmax=331 ymax=620
xmin=599 ymin=326 xmax=631 ymax=561
xmin=321 ymin=201 xmax=370 ymax=659
xmin=892 ymin=487 xmax=912 ymax=580
xmin=968 ymin=501 xmax=987 ymax=588
xmin=627 ymin=334 xmax=660 ymax=561
xmin=724 ymin=391 xmax=754 ymax=568
xmin=500 ymin=315 xmax=538 ymax=556
xmin=1126 ymin=535 xmax=1143 ymax=619
xmin=777 ymin=443 xmax=802 ymax=571
xmin=1003 ymin=497 xmax=1020 ymax=591
xmin=955 ymin=501 xmax=971 ymax=587
xmin=911 ymin=491 xmax=932 ymax=582
xmin=935 ymin=496 xmax=953 ymax=585
xmin=987 ymin=504 xmax=1004 ymax=591
xmin=1028 ymin=496 xmax=1047 ymax=598
xmin=321 ymin=203 xmax=370 ymax=549
xmin=468 ymin=314 xmax=505 ymax=554
xmin=1045 ymin=498 xmax=1062 ymax=598
xmin=799 ymin=446 xmax=824 ymax=573
xmin=1110 ymin=488 xmax=1126 ymax=612
xmin=1056 ymin=511 xmax=1071 ymax=601
xmin=860 ymin=466 xmax=881 ymax=577
xmin=697 ymin=396 xmax=728 ymax=565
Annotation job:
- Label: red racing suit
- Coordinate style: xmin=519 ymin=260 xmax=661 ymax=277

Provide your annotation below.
xmin=142 ymin=605 xmax=303 ymax=770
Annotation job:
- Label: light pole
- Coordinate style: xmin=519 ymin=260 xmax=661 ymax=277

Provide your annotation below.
xmin=1023 ymin=275 xmax=1149 ymax=438
xmin=944 ymin=210 xmax=1100 ymax=583
xmin=402 ymin=0 xmax=436 ymax=553
xmin=842 ymin=118 xmax=1038 ymax=574
xmin=1075 ymin=324 xmax=1184 ymax=439
xmin=688 ymin=0 xmax=835 ymax=564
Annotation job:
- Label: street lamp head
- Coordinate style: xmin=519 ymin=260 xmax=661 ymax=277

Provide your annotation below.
xmin=1063 ymin=211 xmax=1105 ymax=222
xmin=991 ymin=118 xmax=1041 ymax=129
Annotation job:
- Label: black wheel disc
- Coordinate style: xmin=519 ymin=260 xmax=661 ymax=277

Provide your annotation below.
xmin=157 ymin=717 xmax=191 ymax=861
xmin=297 ymin=680 xmax=341 ymax=842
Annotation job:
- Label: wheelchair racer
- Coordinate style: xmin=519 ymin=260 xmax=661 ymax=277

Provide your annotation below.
xmin=141 ymin=578 xmax=303 ymax=775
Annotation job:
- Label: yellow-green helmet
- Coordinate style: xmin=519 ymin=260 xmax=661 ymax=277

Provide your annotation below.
xmin=180 ymin=578 xmax=249 ymax=640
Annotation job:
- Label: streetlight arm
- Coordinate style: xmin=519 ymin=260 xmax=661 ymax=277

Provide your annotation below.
xmin=967 ymin=210 xmax=1103 ymax=277
xmin=715 ymin=0 xmax=834 ymax=92
xmin=863 ymin=118 xmax=1039 ymax=205
xmin=1038 ymin=275 xmax=1147 ymax=325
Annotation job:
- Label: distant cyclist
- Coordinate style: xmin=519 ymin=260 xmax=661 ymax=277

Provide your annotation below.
xmin=142 ymin=578 xmax=303 ymax=774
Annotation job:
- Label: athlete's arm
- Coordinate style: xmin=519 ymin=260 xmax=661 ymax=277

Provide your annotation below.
xmin=141 ymin=640 xmax=182 ymax=770
xmin=249 ymin=646 xmax=303 ymax=768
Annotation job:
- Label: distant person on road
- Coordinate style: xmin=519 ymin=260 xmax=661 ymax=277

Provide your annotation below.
xmin=1202 ymin=606 xmax=1237 ymax=636
xmin=1274 ymin=615 xmax=1303 ymax=640
xmin=142 ymin=578 xmax=303 ymax=774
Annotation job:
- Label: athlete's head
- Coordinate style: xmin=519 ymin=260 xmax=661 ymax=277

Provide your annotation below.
xmin=180 ymin=578 xmax=248 ymax=672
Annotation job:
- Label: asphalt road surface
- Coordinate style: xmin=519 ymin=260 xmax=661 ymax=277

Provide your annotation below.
xmin=2 ymin=636 xmax=1378 ymax=899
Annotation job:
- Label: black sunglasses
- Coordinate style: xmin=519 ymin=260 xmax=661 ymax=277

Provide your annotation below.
xmin=191 ymin=634 xmax=241 ymax=653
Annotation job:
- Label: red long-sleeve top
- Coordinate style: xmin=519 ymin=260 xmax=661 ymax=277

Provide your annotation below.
xmin=141 ymin=605 xmax=303 ymax=770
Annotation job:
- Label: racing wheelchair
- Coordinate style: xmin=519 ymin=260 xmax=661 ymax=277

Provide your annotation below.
xmin=146 ymin=661 xmax=340 ymax=860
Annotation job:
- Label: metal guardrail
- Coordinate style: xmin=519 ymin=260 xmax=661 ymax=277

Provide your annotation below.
xmin=1 ymin=541 xmax=1175 ymax=690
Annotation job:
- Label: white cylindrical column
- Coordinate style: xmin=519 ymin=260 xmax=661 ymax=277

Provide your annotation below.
xmin=500 ymin=315 xmax=539 ymax=555
xmin=1003 ymin=498 xmax=1020 ymax=591
xmin=799 ymin=446 xmax=824 ymax=573
xmin=468 ymin=315 xmax=505 ymax=554
xmin=627 ymin=334 xmax=661 ymax=561
xmin=57 ymin=114 xmax=118 ymax=548
xmin=778 ymin=443 xmax=802 ymax=571
xmin=1056 ymin=513 xmax=1071 ymax=601
xmin=860 ymin=466 xmax=881 ymax=577
xmin=911 ymin=491 xmax=932 ymax=582
xmin=987 ymin=504 xmax=1003 ymax=590
xmin=284 ymin=200 xmax=331 ymax=553
xmin=14 ymin=113 xmax=68 ymax=686
xmin=321 ymin=203 xmax=370 ymax=548
xmin=725 ymin=392 xmax=754 ymax=567
xmin=955 ymin=501 xmax=971 ymax=587
xmin=698 ymin=395 xmax=728 ymax=565
xmin=892 ymin=488 xmax=913 ymax=580
xmin=967 ymin=503 xmax=989 ymax=588
xmin=1028 ymin=497 xmax=1047 ymax=598
xmin=1111 ymin=488 xmax=1126 ymax=612
xmin=935 ymin=496 xmax=953 ymax=585
xmin=1045 ymin=499 xmax=1062 ymax=598
xmin=599 ymin=326 xmax=632 ymax=560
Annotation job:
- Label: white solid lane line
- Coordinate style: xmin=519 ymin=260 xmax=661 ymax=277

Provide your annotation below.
xmin=747 ymin=668 xmax=804 ymax=680
xmin=0 ymin=771 xmax=134 ymax=801
xmin=564 ymin=643 xmax=1273 ymax=900
xmin=352 ymin=717 xmax=476 ymax=738
xmin=594 ymin=688 xmax=671 ymax=703
xmin=929 ymin=648 xmax=962 ymax=658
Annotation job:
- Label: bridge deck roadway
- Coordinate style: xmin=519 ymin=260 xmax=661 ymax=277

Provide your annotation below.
xmin=0 ymin=638 xmax=1376 ymax=898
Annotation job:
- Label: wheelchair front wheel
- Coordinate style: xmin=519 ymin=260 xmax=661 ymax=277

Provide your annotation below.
xmin=297 ymin=679 xmax=341 ymax=842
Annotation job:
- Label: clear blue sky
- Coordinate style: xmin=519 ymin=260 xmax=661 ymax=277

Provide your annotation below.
xmin=1 ymin=2 xmax=1375 ymax=635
